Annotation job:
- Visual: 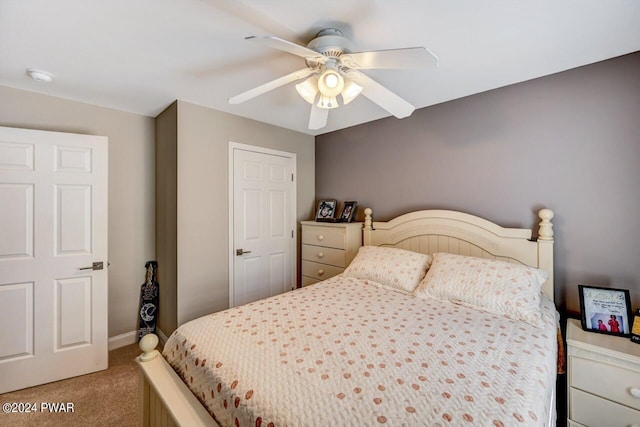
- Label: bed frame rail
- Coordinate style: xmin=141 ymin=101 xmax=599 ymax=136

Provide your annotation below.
xmin=136 ymin=334 xmax=219 ymax=427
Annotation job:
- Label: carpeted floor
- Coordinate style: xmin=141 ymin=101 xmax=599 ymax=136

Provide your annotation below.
xmin=0 ymin=343 xmax=141 ymax=427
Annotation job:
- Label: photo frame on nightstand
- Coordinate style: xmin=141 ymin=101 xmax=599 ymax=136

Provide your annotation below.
xmin=579 ymin=284 xmax=632 ymax=337
xmin=631 ymin=309 xmax=640 ymax=344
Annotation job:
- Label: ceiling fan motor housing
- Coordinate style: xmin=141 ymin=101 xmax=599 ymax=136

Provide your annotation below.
xmin=306 ymin=28 xmax=354 ymax=60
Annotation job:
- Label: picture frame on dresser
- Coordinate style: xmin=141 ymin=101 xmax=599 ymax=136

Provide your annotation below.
xmin=315 ymin=199 xmax=337 ymax=221
xmin=338 ymin=201 xmax=357 ymax=222
xmin=578 ymin=284 xmax=633 ymax=337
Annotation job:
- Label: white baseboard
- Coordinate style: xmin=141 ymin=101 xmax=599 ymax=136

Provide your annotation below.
xmin=109 ymin=328 xmax=169 ymax=351
xmin=108 ymin=330 xmax=137 ymax=351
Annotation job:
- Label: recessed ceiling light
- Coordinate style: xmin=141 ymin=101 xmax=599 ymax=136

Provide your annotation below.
xmin=26 ymin=68 xmax=54 ymax=83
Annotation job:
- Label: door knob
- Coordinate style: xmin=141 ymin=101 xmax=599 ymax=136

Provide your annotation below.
xmin=236 ymin=249 xmax=252 ymax=256
xmin=79 ymin=261 xmax=104 ymax=271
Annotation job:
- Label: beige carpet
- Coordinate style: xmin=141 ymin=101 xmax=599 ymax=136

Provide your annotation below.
xmin=0 ymin=343 xmax=142 ymax=427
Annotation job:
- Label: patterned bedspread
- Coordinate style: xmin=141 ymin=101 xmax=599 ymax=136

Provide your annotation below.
xmin=164 ymin=275 xmax=558 ymax=426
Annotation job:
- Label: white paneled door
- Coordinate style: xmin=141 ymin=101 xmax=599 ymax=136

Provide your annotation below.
xmin=0 ymin=126 xmax=108 ymax=393
xmin=230 ymin=143 xmax=296 ymax=307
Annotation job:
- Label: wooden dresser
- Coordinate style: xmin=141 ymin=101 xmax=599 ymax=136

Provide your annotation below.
xmin=300 ymin=221 xmax=362 ymax=287
xmin=566 ymin=318 xmax=640 ymax=426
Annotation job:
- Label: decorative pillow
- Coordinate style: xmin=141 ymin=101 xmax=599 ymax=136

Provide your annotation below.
xmin=343 ymin=246 xmax=432 ymax=293
xmin=414 ymin=252 xmax=548 ymax=327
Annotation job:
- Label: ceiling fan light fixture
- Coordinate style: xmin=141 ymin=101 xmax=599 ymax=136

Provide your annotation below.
xmin=341 ymin=79 xmax=363 ymax=105
xmin=325 ymin=73 xmax=339 ymax=88
xmin=295 ymin=76 xmax=319 ymax=104
xmin=317 ymin=69 xmax=344 ymax=97
xmin=317 ymin=94 xmax=339 ymax=109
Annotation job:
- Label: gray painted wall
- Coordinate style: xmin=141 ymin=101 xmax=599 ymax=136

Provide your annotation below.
xmin=0 ymin=85 xmax=156 ymax=338
xmin=155 ymin=102 xmax=178 ymax=335
xmin=316 ymin=52 xmax=640 ymax=312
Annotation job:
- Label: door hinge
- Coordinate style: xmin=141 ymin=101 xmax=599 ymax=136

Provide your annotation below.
xmin=291 ymin=173 xmax=294 ymax=182
xmin=291 ymin=230 xmax=294 ymax=238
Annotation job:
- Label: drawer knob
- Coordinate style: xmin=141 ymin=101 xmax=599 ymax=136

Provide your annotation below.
xmin=317 ymin=252 xmax=324 ymax=258
xmin=318 ymin=269 xmax=324 ymax=276
xmin=317 ymin=234 xmax=324 ymax=241
xmin=630 ymin=387 xmax=640 ymax=399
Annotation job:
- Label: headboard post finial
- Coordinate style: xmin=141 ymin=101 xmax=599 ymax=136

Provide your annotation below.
xmin=538 ymin=208 xmax=554 ymax=241
xmin=364 ymin=208 xmax=373 ymax=230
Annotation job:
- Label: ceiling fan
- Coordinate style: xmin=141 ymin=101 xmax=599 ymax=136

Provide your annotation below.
xmin=228 ymin=28 xmax=438 ymax=130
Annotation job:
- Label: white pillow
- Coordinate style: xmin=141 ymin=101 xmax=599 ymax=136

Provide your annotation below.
xmin=343 ymin=246 xmax=432 ymax=293
xmin=414 ymin=252 xmax=548 ymax=327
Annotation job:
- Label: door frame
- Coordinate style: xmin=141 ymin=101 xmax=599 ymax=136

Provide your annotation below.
xmin=227 ymin=141 xmax=297 ymax=308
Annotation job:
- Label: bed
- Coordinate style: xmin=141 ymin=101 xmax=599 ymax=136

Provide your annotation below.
xmin=137 ymin=207 xmax=557 ymax=427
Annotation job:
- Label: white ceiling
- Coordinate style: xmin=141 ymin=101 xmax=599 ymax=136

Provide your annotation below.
xmin=1 ymin=1 xmax=639 ymax=136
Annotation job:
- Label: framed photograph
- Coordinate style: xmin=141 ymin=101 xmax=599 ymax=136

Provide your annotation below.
xmin=315 ymin=199 xmax=337 ymax=221
xmin=339 ymin=201 xmax=357 ymax=223
xmin=631 ymin=309 xmax=640 ymax=344
xmin=579 ymin=284 xmax=632 ymax=337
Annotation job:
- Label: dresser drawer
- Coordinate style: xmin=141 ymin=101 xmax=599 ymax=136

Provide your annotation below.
xmin=302 ymin=225 xmax=346 ymax=249
xmin=570 ymin=387 xmax=640 ymax=427
xmin=301 ymin=260 xmax=343 ymax=281
xmin=571 ymin=356 xmax=640 ymax=410
xmin=301 ymin=244 xmax=346 ymax=267
xmin=301 ymin=276 xmax=321 ymax=287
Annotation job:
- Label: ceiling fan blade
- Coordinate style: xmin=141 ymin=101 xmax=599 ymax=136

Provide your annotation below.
xmin=309 ymin=103 xmax=329 ymax=130
xmin=247 ymin=36 xmax=327 ymax=64
xmin=342 ymin=47 xmax=438 ymax=69
xmin=355 ymin=73 xmax=415 ymax=119
xmin=228 ymin=68 xmax=315 ymax=104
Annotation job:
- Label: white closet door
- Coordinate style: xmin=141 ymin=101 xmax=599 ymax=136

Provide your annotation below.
xmin=230 ymin=144 xmax=295 ymax=307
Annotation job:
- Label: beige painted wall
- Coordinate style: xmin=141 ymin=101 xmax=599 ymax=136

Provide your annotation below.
xmin=156 ymin=100 xmax=315 ymax=334
xmin=0 ymin=85 xmax=156 ymax=338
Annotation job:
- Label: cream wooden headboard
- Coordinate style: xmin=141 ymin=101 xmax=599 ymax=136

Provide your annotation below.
xmin=362 ymin=208 xmax=555 ymax=300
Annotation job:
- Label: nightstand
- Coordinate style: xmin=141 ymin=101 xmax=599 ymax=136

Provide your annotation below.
xmin=300 ymin=221 xmax=362 ymax=286
xmin=566 ymin=318 xmax=640 ymax=426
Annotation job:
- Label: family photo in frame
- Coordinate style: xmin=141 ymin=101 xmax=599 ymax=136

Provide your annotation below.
xmin=315 ymin=200 xmax=358 ymax=222
xmin=339 ymin=201 xmax=357 ymax=223
xmin=579 ymin=284 xmax=633 ymax=337
xmin=315 ymin=199 xmax=337 ymax=221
